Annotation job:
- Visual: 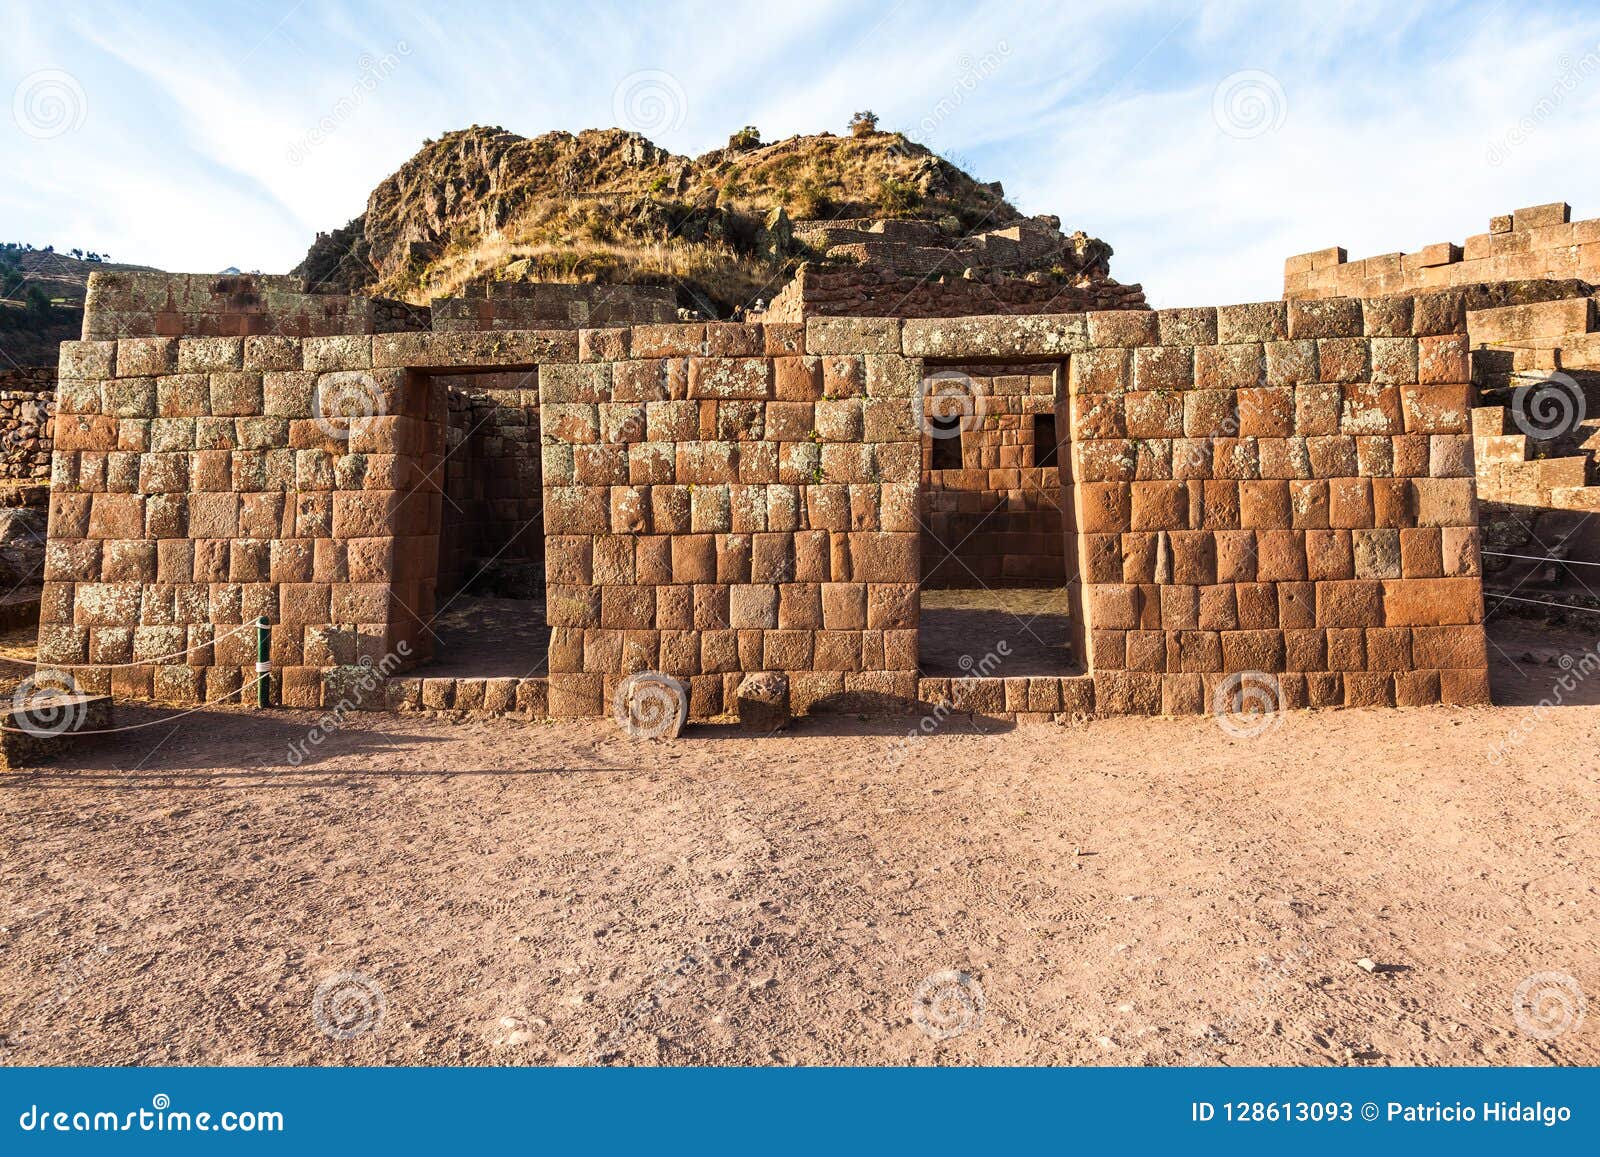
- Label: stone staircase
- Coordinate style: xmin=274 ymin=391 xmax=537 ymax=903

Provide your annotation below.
xmin=1467 ymin=296 xmax=1600 ymax=604
xmin=1467 ymin=296 xmax=1600 ymax=512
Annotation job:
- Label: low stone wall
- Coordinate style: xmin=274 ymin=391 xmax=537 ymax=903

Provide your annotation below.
xmin=82 ymin=272 xmax=429 ymax=340
xmin=764 ymin=265 xmax=1146 ymax=322
xmin=41 ymin=298 xmax=1491 ymax=718
xmin=1285 ymin=201 xmax=1600 ymax=300
xmin=0 ymin=366 xmax=55 ymax=481
xmin=431 ymin=284 xmax=678 ymax=331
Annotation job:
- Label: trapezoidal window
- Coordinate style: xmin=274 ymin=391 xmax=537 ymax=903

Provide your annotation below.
xmin=929 ymin=427 xmax=963 ymax=471
xmin=1033 ymin=413 xmax=1059 ymax=468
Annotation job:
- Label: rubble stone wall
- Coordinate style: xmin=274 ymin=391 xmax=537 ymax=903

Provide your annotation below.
xmin=41 ymin=299 xmax=1492 ymax=716
xmin=430 ymin=284 xmax=678 ymax=331
xmin=765 ymin=265 xmax=1147 ymax=323
xmin=0 ymin=366 xmax=56 ymax=481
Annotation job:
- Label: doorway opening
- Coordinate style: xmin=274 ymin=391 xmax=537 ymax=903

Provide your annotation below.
xmin=917 ymin=361 xmax=1081 ymax=678
xmin=425 ymin=370 xmax=549 ymax=679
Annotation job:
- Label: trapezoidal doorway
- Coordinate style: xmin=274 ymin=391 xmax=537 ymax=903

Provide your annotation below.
xmin=917 ymin=362 xmax=1082 ymax=678
xmin=425 ymin=371 xmax=550 ymax=680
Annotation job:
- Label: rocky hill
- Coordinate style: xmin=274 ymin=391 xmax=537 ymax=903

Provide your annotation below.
xmin=296 ymin=124 xmax=1124 ymax=316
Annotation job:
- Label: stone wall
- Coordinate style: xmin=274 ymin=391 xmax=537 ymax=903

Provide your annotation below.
xmin=1284 ymin=202 xmax=1600 ymax=300
xmin=920 ymin=363 xmax=1066 ymax=587
xmin=765 ymin=265 xmax=1147 ymax=322
xmin=431 ymin=283 xmax=678 ymax=331
xmin=1065 ymin=299 xmax=1488 ymax=713
xmin=40 ymin=301 xmax=1491 ymax=717
xmin=82 ymin=272 xmax=429 ymax=341
xmin=44 ymin=334 xmax=444 ymax=707
xmin=0 ymin=366 xmax=56 ymax=481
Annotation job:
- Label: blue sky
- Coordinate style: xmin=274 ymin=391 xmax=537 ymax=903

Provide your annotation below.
xmin=4 ymin=0 xmax=1600 ymax=306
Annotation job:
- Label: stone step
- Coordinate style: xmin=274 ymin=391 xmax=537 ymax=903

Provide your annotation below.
xmin=1474 ymin=433 xmax=1530 ymax=463
xmin=1 ymin=694 xmax=113 ymax=769
xmin=1466 ymin=297 xmax=1595 ymax=346
xmin=1550 ymin=485 xmax=1600 ymax=512
xmin=1470 ymin=405 xmax=1506 ymax=437
xmin=1556 ymin=331 xmax=1600 ymax=368
xmin=1538 ymin=456 xmax=1591 ymax=489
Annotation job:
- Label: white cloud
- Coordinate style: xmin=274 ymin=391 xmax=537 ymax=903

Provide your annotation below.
xmin=4 ymin=0 xmax=1599 ymax=304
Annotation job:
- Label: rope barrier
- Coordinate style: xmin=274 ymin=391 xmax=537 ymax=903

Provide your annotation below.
xmin=1482 ymin=551 xmax=1600 ymax=568
xmin=0 ymin=679 xmax=255 ymax=736
xmin=1487 ymin=592 xmax=1600 ymax=615
xmin=0 ymin=618 xmax=261 ymax=671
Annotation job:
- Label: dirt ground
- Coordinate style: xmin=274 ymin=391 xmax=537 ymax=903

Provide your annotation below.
xmin=0 ymin=617 xmax=1596 ymax=1067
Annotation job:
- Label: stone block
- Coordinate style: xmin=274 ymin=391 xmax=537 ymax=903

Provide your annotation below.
xmin=735 ymin=671 xmax=792 ymax=732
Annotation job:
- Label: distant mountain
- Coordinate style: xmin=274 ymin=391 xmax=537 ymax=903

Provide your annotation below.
xmin=0 ymin=247 xmax=161 ymax=369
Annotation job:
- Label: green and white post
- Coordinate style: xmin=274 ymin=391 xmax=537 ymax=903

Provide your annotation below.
xmin=255 ymin=616 xmax=271 ymax=707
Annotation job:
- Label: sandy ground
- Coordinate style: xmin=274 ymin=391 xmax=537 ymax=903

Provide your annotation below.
xmin=0 ymin=618 xmax=1596 ymax=1067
